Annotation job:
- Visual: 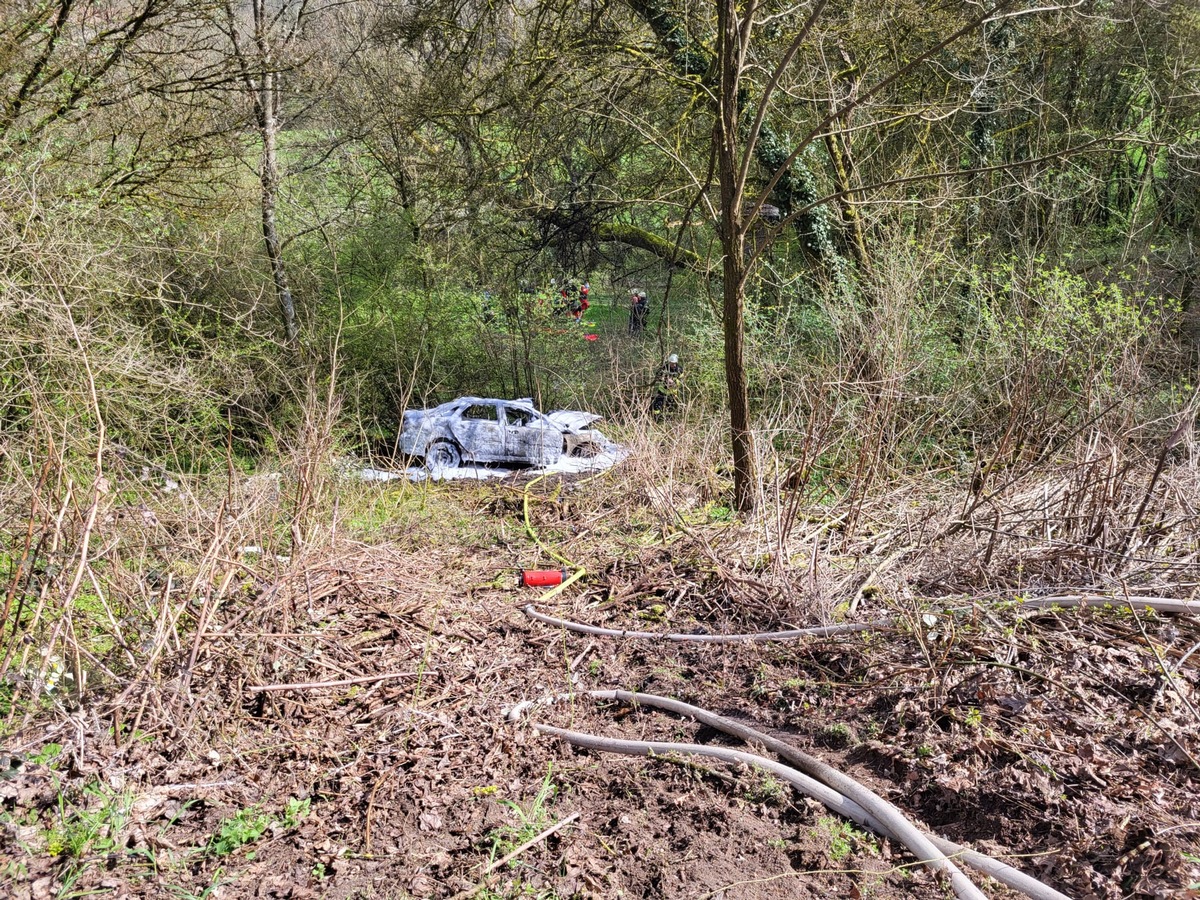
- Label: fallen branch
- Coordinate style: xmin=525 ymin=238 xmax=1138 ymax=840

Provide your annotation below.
xmin=243 ymin=671 xmax=417 ymax=693
xmin=1019 ymin=595 xmax=1200 ymax=616
xmin=522 ymin=605 xmax=884 ymax=643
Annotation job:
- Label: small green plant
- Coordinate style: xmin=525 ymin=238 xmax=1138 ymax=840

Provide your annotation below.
xmin=814 ymin=816 xmax=877 ymax=862
xmin=46 ymin=780 xmax=133 ymax=858
xmin=964 ymin=707 xmax=983 ymax=729
xmin=29 ymin=743 xmax=64 ymax=767
xmin=707 ymin=504 xmax=733 ymax=522
xmin=208 ymin=796 xmax=309 ymax=856
xmin=742 ymin=767 xmax=786 ymax=805
xmin=488 ymin=765 xmax=557 ymax=862
xmin=208 ymin=807 xmax=270 ymax=855
xmin=749 ymin=663 xmax=773 ymax=699
xmin=820 ymin=723 xmax=856 ymax=748
xmin=818 ymin=817 xmax=855 ymax=861
xmin=636 ymin=603 xmax=667 ymax=623
xmin=281 ymin=796 xmax=310 ymax=829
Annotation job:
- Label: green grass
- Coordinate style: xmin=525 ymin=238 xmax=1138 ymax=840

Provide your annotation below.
xmin=43 ymin=778 xmax=136 ymax=896
xmin=488 ymin=766 xmax=557 ymax=861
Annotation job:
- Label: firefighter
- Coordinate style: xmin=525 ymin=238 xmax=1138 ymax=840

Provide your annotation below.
xmin=629 ymin=289 xmax=649 ymax=334
xmin=651 ymin=353 xmax=683 ymax=416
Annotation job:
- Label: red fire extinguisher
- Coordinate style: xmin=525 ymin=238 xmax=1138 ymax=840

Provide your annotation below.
xmin=520 ymin=568 xmax=568 ymax=587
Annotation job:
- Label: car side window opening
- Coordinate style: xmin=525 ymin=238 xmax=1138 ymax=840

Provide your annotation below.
xmin=505 ymin=407 xmax=534 ymax=428
xmin=462 ymin=404 xmax=499 ymax=421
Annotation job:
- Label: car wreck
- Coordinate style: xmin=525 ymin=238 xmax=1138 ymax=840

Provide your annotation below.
xmin=399 ymin=397 xmax=606 ymax=470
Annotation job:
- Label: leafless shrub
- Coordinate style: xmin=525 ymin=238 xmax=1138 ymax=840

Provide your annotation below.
xmin=0 ymin=176 xmax=315 ymax=741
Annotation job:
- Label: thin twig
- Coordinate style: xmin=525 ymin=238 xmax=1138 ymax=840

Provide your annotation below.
xmin=244 ymin=671 xmax=417 ymax=693
xmin=445 ymin=812 xmax=581 ymax=900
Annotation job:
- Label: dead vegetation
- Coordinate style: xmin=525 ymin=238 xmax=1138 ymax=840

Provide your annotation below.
xmin=1 ymin=392 xmax=1198 ymax=900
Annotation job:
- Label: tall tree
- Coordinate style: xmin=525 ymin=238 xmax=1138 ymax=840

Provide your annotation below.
xmin=220 ymin=0 xmax=310 ymax=344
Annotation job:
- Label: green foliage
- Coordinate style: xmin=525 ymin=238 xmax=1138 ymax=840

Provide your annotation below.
xmin=208 ymin=807 xmax=271 ymax=856
xmin=0 ymin=177 xmax=285 ymax=469
xmin=320 ymin=228 xmax=616 ymax=429
xmin=962 ymin=260 xmax=1178 ymax=439
xmin=742 ymin=767 xmax=786 ymax=805
xmin=30 ymin=743 xmax=64 ymax=768
xmin=820 ymin=723 xmax=856 ymax=748
xmin=988 ymin=263 xmax=1164 ymax=387
xmin=281 ymin=796 xmax=311 ymax=829
xmin=46 ymin=780 xmax=134 ymax=859
xmin=813 ymin=816 xmax=877 ymax=862
xmin=207 ymin=797 xmax=307 ymax=857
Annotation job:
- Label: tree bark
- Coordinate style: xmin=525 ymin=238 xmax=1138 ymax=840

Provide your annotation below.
xmin=252 ymin=0 xmax=297 ymax=344
xmin=825 ymin=41 xmax=870 ymax=275
xmin=257 ymin=74 xmax=297 ymax=344
xmin=225 ymin=0 xmax=300 ymax=345
xmin=715 ymin=0 xmax=756 ymax=513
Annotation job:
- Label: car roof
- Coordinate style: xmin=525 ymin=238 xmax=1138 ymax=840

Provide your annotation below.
xmin=432 ymin=397 xmax=539 ymax=413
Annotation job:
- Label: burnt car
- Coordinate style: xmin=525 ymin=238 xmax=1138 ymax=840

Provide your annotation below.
xmin=399 ymin=397 xmax=604 ymax=469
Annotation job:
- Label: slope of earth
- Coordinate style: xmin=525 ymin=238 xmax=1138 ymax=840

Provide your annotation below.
xmin=1 ymin=461 xmax=1198 ymax=900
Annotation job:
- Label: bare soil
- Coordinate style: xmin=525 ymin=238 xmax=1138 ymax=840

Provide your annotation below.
xmin=2 ymin=470 xmax=1198 ymax=900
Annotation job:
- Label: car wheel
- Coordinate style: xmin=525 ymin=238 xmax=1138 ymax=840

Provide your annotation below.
xmin=569 ymin=440 xmax=601 ymax=459
xmin=425 ymin=440 xmax=462 ymax=470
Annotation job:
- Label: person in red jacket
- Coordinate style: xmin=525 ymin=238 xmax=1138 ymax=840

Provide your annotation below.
xmin=574 ymin=282 xmax=590 ymax=322
xmin=628 ymin=289 xmax=648 ymax=334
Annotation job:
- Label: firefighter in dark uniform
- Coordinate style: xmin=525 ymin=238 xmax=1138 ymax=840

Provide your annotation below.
xmin=651 ymin=353 xmax=683 ymax=416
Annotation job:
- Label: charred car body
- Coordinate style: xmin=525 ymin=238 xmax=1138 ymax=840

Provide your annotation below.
xmin=400 ymin=397 xmax=604 ymax=469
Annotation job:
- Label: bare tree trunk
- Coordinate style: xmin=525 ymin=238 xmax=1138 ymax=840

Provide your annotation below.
xmin=257 ymin=67 xmax=298 ymax=344
xmin=716 ymin=0 xmax=757 ymax=513
xmin=224 ymin=0 xmax=300 ymax=345
xmin=252 ymin=0 xmax=297 ymax=344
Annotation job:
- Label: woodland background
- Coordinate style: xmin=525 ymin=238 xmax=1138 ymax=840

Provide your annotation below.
xmin=2 ymin=2 xmax=1200 ymax=898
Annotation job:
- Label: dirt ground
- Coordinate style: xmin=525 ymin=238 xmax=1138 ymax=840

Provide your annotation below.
xmin=2 ymin=470 xmax=1198 ymax=900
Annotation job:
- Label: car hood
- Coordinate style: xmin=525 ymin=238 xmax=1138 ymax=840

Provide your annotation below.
xmin=545 ymin=410 xmax=603 ymax=432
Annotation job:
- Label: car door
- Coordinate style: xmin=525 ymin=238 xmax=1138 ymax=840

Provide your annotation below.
xmin=501 ymin=405 xmax=560 ymax=465
xmin=449 ymin=402 xmax=506 ymax=463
